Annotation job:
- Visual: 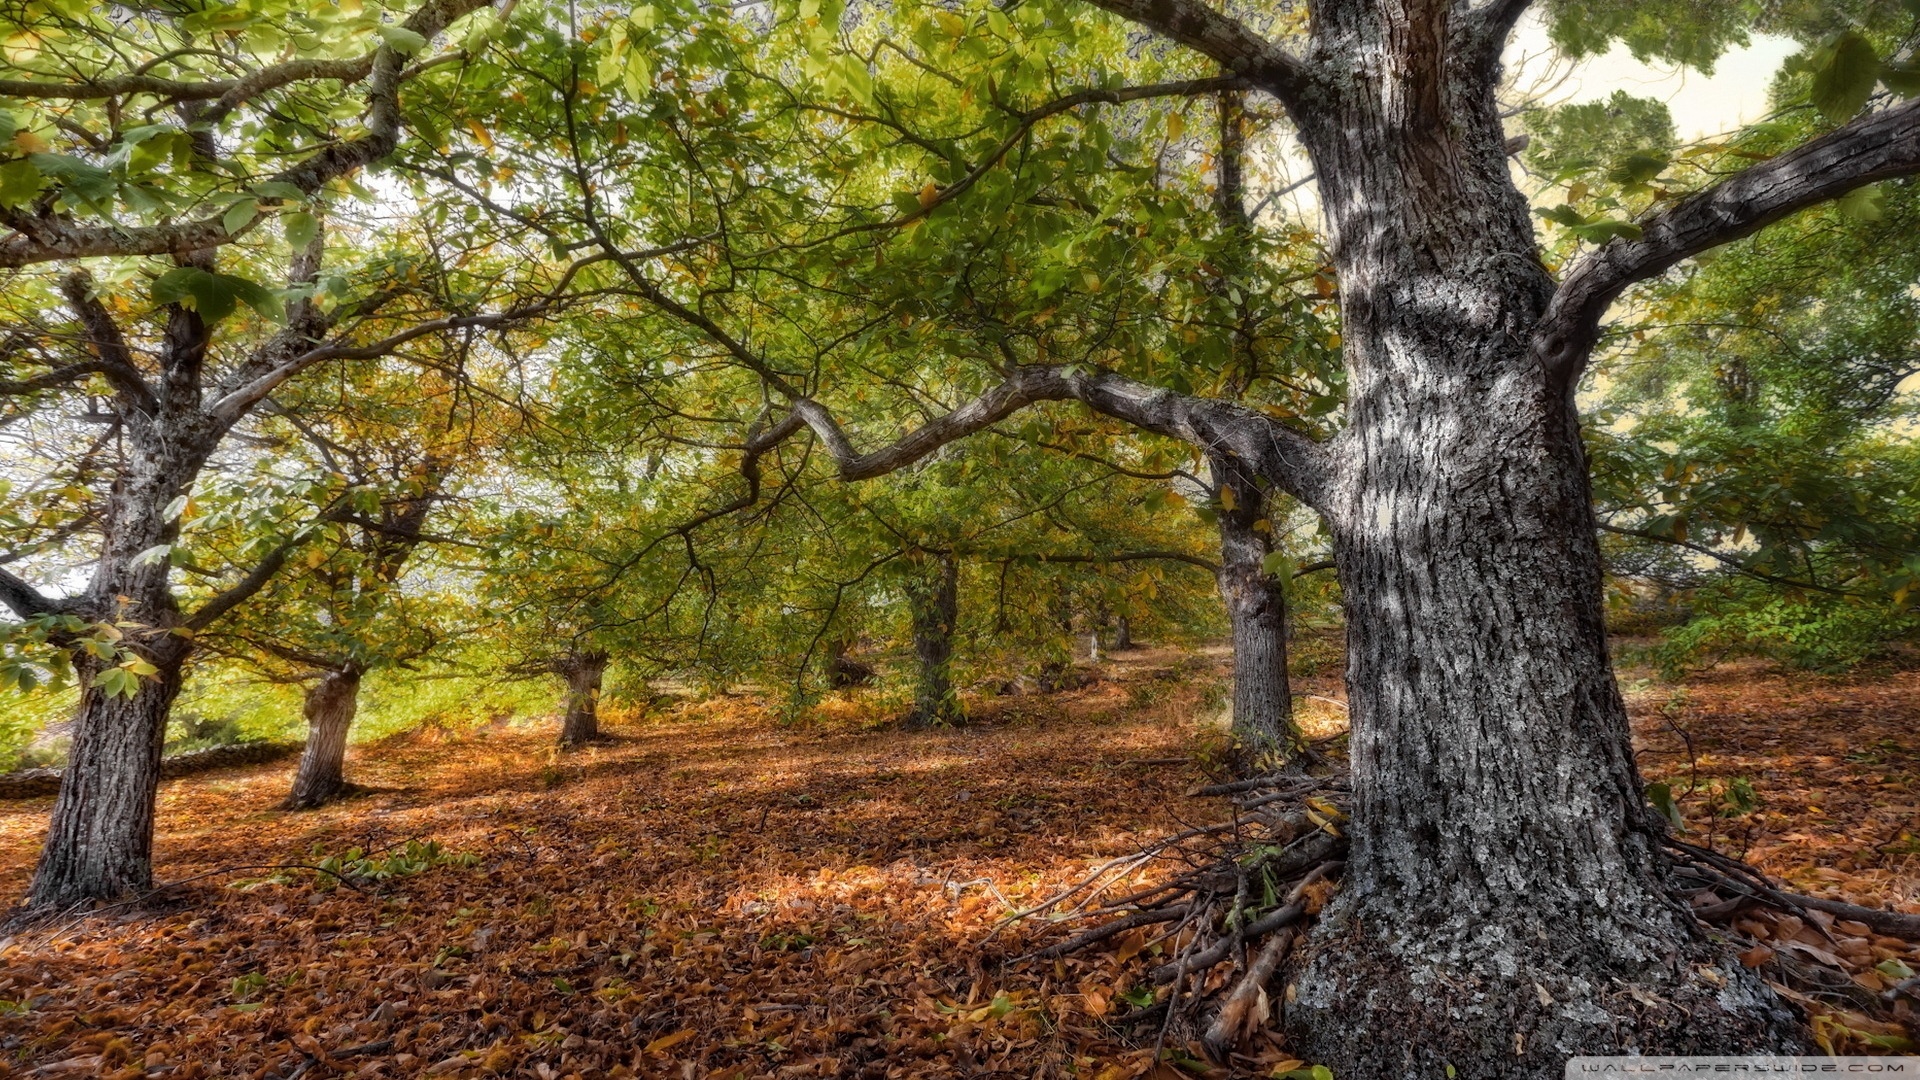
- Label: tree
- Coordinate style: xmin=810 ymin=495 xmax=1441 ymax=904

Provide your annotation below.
xmin=477 ymin=0 xmax=1920 ymax=1070
xmin=0 ymin=0 xmax=551 ymax=908
xmin=192 ymin=359 xmax=499 ymax=808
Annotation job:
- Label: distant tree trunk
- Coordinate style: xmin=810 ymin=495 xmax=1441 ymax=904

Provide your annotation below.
xmin=1111 ymin=613 xmax=1133 ymax=651
xmin=826 ymin=637 xmax=875 ymax=688
xmin=28 ymin=652 xmax=186 ymax=908
xmin=1209 ymin=457 xmax=1301 ymax=767
xmin=282 ymin=666 xmax=363 ymax=810
xmin=556 ymin=651 xmax=608 ymax=747
xmin=903 ymin=553 xmax=961 ymax=728
xmin=1036 ymin=581 xmax=1078 ymax=692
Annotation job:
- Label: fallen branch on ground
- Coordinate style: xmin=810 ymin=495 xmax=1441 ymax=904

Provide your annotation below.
xmin=1005 ymin=763 xmax=1920 ymax=1062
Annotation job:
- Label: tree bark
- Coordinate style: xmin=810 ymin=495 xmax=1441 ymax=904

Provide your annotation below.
xmin=1110 ymin=613 xmax=1132 ymax=651
xmin=1209 ymin=458 xmax=1301 ymax=768
xmin=556 ymin=651 xmax=608 ymax=748
xmin=903 ymin=553 xmax=962 ymax=728
xmin=28 ymin=654 xmax=185 ymax=908
xmin=1272 ymin=11 xmax=1804 ymax=1071
xmin=282 ymin=667 xmax=362 ymax=810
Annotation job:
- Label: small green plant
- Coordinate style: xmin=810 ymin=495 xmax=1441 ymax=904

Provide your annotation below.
xmin=229 ymin=972 xmax=268 ymax=1004
xmin=1706 ymin=776 xmax=1759 ymax=819
xmin=231 ymin=838 xmax=479 ymax=892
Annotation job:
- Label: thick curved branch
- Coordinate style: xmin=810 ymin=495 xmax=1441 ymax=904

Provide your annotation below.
xmin=1078 ymin=0 xmax=1313 ymax=106
xmin=1537 ymin=96 xmax=1920 ymax=393
xmin=0 ymin=566 xmax=65 ymax=618
xmin=1459 ymin=0 xmax=1537 ymax=78
xmin=778 ymin=365 xmax=1333 ymax=510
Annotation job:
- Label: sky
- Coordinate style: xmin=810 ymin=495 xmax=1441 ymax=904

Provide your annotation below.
xmin=1505 ymin=15 xmax=1802 ymax=141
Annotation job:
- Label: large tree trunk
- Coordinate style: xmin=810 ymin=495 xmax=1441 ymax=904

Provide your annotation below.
xmin=28 ymin=426 xmax=199 ymax=908
xmin=1209 ymin=457 xmax=1301 ymax=767
xmin=1276 ymin=17 xmax=1805 ymax=1073
xmin=557 ymin=651 xmax=608 ymax=748
xmin=282 ymin=667 xmax=362 ymax=810
xmin=903 ymin=552 xmax=961 ymax=728
xmin=28 ymin=654 xmax=185 ymax=908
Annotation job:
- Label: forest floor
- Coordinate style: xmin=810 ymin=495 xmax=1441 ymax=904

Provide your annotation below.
xmin=1 ymin=646 xmax=1918 ymax=1078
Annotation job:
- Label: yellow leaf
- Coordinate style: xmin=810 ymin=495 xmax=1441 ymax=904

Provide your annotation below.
xmin=644 ymin=1029 xmax=696 ymax=1054
xmin=12 ymin=129 xmax=49 ymax=154
xmin=1166 ymin=112 xmax=1185 ymax=141
xmin=917 ymin=180 xmax=938 ymax=209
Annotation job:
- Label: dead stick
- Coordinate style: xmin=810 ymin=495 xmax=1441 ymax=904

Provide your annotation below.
xmin=1202 ymin=926 xmax=1297 ymax=1060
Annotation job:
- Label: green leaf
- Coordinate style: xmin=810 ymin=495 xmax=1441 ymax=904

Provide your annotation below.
xmin=283 ymin=211 xmax=319 ymax=251
xmin=152 ymin=268 xmax=281 ymax=323
xmin=29 ymin=153 xmax=114 ymax=214
xmin=1808 ymin=32 xmax=1881 ymax=124
xmin=1606 ymin=149 xmax=1670 ymax=189
xmin=0 ymin=159 xmax=45 ymax=209
xmin=1884 ymin=62 xmax=1920 ymax=97
xmin=1539 ymin=204 xmax=1587 ymax=228
xmin=376 ymin=25 xmax=429 ymax=54
xmin=250 ymin=180 xmax=307 ymax=201
xmin=1647 ymin=781 xmax=1685 ymax=831
xmin=223 ymin=198 xmax=260 ymax=236
xmin=1261 ymin=551 xmax=1294 ymax=579
xmin=1836 ymin=183 xmax=1885 ymax=222
xmin=1570 ymin=219 xmax=1643 ymax=244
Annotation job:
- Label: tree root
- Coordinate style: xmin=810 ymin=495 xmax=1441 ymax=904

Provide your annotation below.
xmin=1006 ymin=764 xmax=1920 ymax=1062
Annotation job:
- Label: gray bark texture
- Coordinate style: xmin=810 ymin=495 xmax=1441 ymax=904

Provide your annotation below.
xmin=904 ymin=553 xmax=962 ymax=729
xmin=556 ymin=651 xmax=609 ymax=748
xmin=27 ymin=655 xmax=185 ymax=907
xmin=282 ymin=667 xmax=363 ymax=810
xmin=1209 ymin=457 xmax=1301 ymax=768
xmin=1264 ymin=3 xmax=1806 ymax=1071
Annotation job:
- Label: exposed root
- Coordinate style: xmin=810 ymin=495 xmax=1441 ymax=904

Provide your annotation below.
xmin=1007 ymin=763 xmax=1920 ymax=1063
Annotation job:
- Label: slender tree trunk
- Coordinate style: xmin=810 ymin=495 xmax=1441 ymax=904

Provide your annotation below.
xmin=1276 ymin=25 xmax=1805 ymax=1072
xmin=1111 ymin=613 xmax=1132 ymax=651
xmin=557 ymin=651 xmax=608 ymax=748
xmin=282 ymin=667 xmax=362 ymax=810
xmin=1035 ymin=581 xmax=1078 ymax=692
xmin=1210 ymin=458 xmax=1301 ymax=767
xmin=28 ymin=653 xmax=185 ymax=908
xmin=903 ymin=553 xmax=961 ymax=728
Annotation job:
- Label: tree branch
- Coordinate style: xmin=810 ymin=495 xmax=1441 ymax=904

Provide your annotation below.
xmin=987 ymin=549 xmax=1222 ymax=574
xmin=772 ymin=366 xmax=1333 ymax=510
xmin=1077 ymin=0 xmax=1313 ymax=106
xmin=0 ymin=57 xmax=373 ymax=105
xmin=1460 ymin=0 xmax=1538 ymax=78
xmin=0 ymin=566 xmax=65 ymax=618
xmin=1596 ymin=522 xmax=1850 ymax=596
xmin=1537 ymin=97 xmax=1920 ymax=393
xmin=57 ymin=271 xmax=158 ymax=413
